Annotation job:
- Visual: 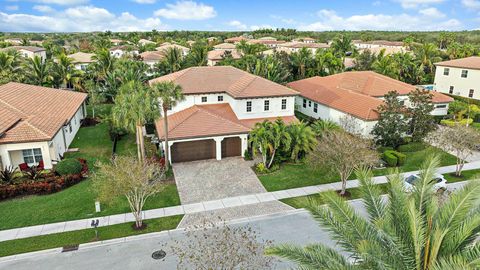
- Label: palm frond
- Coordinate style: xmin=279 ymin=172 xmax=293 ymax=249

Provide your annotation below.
xmin=356 ymin=167 xmax=386 ymax=222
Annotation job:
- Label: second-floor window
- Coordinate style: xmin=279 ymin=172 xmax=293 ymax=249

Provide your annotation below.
xmin=246 ymin=101 xmax=252 ymax=112
xmin=449 ymin=86 xmax=454 ymax=94
xmin=308 ymin=101 xmax=312 ymax=107
xmin=281 ymin=99 xmax=287 ymax=110
xmin=443 ymin=68 xmax=449 ymax=76
xmin=461 ymin=70 xmax=468 ymax=78
xmin=201 ymin=96 xmax=207 ymax=102
xmin=436 ymin=104 xmax=447 ymax=109
xmin=469 ymin=89 xmax=474 ymax=98
xmin=264 ymin=100 xmax=270 ymax=111
xmin=313 ymin=103 xmax=318 ymax=113
xmin=302 ymin=99 xmax=306 ymax=108
xmin=218 ymin=95 xmax=223 ymax=102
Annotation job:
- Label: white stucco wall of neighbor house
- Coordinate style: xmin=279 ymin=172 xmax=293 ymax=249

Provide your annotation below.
xmin=434 ymin=65 xmax=480 ymax=100
xmin=295 ymin=97 xmax=377 ymax=137
xmin=165 ymin=93 xmax=296 ymax=120
xmin=0 ymin=141 xmax=52 ymax=169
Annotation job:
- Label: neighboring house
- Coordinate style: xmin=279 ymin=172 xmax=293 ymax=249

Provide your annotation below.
xmin=257 ymin=36 xmax=277 ymax=41
xmin=110 ymin=39 xmax=123 ymax=46
xmin=186 ymin=40 xmax=195 ymax=47
xmin=140 ymin=51 xmax=164 ymax=68
xmin=224 ymin=36 xmax=250 ymax=44
xmin=353 ymin=40 xmax=405 ymax=49
xmin=67 ymin=52 xmax=96 ymax=70
xmin=138 ymin=39 xmax=156 ymax=46
xmin=248 ymin=39 xmax=286 ymax=48
xmin=207 ymin=37 xmax=218 ymax=43
xmin=3 ymin=38 xmax=22 ymax=45
xmin=109 ymin=45 xmax=139 ymax=58
xmin=156 ymin=43 xmax=190 ymax=56
xmin=434 ymin=56 xmax=480 ymax=100
xmin=278 ymin=42 xmax=330 ymax=53
xmin=288 ymin=71 xmax=453 ymax=137
xmin=148 ymin=66 xmax=298 ymax=163
xmin=207 ymin=49 xmax=242 ymax=66
xmin=359 ymin=46 xmax=407 ymax=56
xmin=213 ymin=42 xmax=237 ymax=50
xmin=0 ymin=82 xmax=87 ymax=170
xmin=261 ymin=47 xmax=291 ymax=56
xmin=293 ymin=37 xmax=316 ymax=43
xmin=2 ymin=46 xmax=47 ymax=61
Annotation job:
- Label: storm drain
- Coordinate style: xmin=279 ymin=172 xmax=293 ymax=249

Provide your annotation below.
xmin=151 ymin=250 xmax=166 ymax=260
xmin=62 ymin=245 xmax=79 ymax=252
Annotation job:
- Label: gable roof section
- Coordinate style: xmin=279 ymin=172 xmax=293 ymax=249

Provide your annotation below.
xmin=0 ymin=82 xmax=87 ymax=144
xmin=435 ymin=56 xmax=480 ymax=70
xmin=207 ymin=49 xmax=242 ymax=61
xmin=140 ymin=51 xmax=164 ymax=61
xmin=67 ymin=52 xmax=95 ymax=63
xmin=149 ymin=66 xmax=298 ymax=99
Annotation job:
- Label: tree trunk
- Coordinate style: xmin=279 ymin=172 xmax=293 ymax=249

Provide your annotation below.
xmin=163 ymin=107 xmax=170 ymax=170
xmin=340 ymin=173 xmax=347 ymax=195
xmin=135 ymin=126 xmax=142 ymax=161
xmin=267 ymin=149 xmax=276 ymax=169
xmin=92 ymin=106 xmax=95 ymax=119
xmin=138 ymin=124 xmax=146 ymax=162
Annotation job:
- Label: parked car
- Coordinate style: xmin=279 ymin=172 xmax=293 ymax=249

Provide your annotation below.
xmin=403 ymin=173 xmax=447 ymax=192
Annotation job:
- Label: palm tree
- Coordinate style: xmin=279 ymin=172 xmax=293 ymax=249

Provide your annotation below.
xmin=163 ymin=47 xmax=183 ymax=74
xmin=23 ymin=55 xmax=51 ymax=86
xmin=150 ymin=81 xmax=185 ymax=169
xmin=290 ymin=47 xmax=313 ymax=79
xmin=0 ymin=49 xmax=22 ymax=72
xmin=330 ymin=34 xmax=354 ymax=69
xmin=413 ymin=43 xmax=441 ymax=75
xmin=372 ymin=53 xmax=399 ymax=79
xmin=186 ymin=44 xmax=208 ymax=66
xmin=92 ymin=48 xmax=115 ymax=81
xmin=311 ymin=119 xmax=340 ymax=137
xmin=252 ymin=56 xmax=290 ymax=84
xmin=287 ymin=122 xmax=317 ymax=162
xmin=315 ymin=49 xmax=343 ymax=76
xmin=52 ymin=53 xmax=82 ymax=89
xmin=267 ymin=155 xmax=480 ymax=269
xmin=111 ymin=80 xmax=160 ymax=161
xmin=249 ymin=120 xmax=291 ymax=169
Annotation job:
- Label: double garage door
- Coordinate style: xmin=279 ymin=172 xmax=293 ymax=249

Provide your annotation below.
xmin=171 ymin=137 xmax=241 ymax=163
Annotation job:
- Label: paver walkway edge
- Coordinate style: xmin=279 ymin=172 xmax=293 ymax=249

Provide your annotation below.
xmin=1 ymin=160 xmax=479 ymax=242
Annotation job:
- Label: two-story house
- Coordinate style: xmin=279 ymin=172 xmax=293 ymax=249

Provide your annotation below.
xmin=434 ymin=56 xmax=480 ymax=100
xmin=149 ymin=66 xmax=298 ymax=163
xmin=67 ymin=52 xmax=96 ymax=71
xmin=289 ymin=71 xmax=453 ymax=137
xmin=2 ymin=46 xmax=47 ymax=62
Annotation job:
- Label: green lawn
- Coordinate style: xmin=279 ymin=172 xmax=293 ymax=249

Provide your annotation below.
xmin=0 ymin=121 xmax=180 ymax=230
xmin=444 ymin=168 xmax=480 ymax=183
xmin=0 ymin=215 xmax=183 ymax=258
xmin=259 ymin=146 xmax=458 ymax=192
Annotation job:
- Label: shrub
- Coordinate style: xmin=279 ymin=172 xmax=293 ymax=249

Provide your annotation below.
xmin=243 ymin=149 xmax=253 ymax=161
xmin=440 ymin=118 xmax=473 ymax=127
xmin=254 ymin=163 xmax=269 ymax=174
xmin=392 ymin=151 xmax=406 ymax=166
xmin=382 ymin=150 xmax=398 ymax=167
xmin=55 ymin=158 xmax=83 ymax=176
xmin=0 ymin=166 xmax=17 ymax=184
xmin=378 ymin=146 xmax=394 ymax=153
xmin=397 ymin=142 xmax=426 ymax=152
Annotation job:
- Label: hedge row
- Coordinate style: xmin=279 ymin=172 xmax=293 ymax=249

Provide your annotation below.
xmin=382 ymin=150 xmax=406 ymax=167
xmin=0 ymin=159 xmax=88 ymax=201
xmin=397 ymin=142 xmax=426 ymax=152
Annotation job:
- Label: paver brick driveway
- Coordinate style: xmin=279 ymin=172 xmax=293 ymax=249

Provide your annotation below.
xmin=172 ymin=157 xmax=267 ymax=204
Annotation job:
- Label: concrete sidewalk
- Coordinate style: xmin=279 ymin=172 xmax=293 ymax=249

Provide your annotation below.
xmin=1 ymin=161 xmax=479 ymax=243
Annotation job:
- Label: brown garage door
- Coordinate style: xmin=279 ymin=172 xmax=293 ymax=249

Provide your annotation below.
xmin=221 ymin=137 xmax=241 ymax=158
xmin=171 ymin=139 xmax=215 ymax=163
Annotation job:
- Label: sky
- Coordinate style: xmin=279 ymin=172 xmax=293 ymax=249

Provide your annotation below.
xmin=0 ymin=0 xmax=479 ymax=32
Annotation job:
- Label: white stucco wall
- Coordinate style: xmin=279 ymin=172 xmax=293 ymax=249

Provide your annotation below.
xmin=166 ymin=93 xmax=296 ymax=120
xmin=434 ymin=65 xmax=480 ymax=100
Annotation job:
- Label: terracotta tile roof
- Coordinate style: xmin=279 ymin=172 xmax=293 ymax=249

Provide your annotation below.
xmin=353 ymin=40 xmax=404 ymax=47
xmin=287 ymin=71 xmax=453 ymax=121
xmin=2 ymin=46 xmax=45 ymax=53
xmin=0 ymin=82 xmax=87 ymax=144
xmin=359 ymin=47 xmax=407 ymax=55
xmin=156 ymin=44 xmax=190 ymax=52
xmin=139 ymin=39 xmax=155 ymax=45
xmin=207 ymin=49 xmax=242 ymax=61
xmin=67 ymin=52 xmax=95 ymax=63
xmin=155 ymin=103 xmax=297 ymax=140
xmin=224 ymin=36 xmax=250 ymax=43
xmin=435 ymin=56 xmax=480 ymax=70
xmin=140 ymin=51 xmax=164 ymax=61
xmin=149 ymin=66 xmax=298 ymax=99
xmin=280 ymin=42 xmax=329 ymax=49
xmin=248 ymin=40 xmax=286 ymax=45
xmin=110 ymin=45 xmax=136 ymax=51
xmin=213 ymin=43 xmax=237 ymax=50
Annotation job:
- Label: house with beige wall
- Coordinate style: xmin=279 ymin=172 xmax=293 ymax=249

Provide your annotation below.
xmin=0 ymin=83 xmax=87 ymax=170
xmin=149 ymin=66 xmax=298 ymax=164
xmin=2 ymin=46 xmax=46 ymax=62
xmin=434 ymin=56 xmax=480 ymax=100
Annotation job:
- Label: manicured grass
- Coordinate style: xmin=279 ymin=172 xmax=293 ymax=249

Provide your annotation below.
xmin=259 ymin=146 xmax=458 ymax=192
xmin=0 ymin=215 xmax=183 ymax=258
xmin=0 ymin=122 xmax=180 ymax=230
xmin=444 ymin=168 xmax=480 ymax=183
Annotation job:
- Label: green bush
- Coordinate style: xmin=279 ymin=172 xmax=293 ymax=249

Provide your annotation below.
xmin=397 ymin=142 xmax=426 ymax=152
xmin=55 ymin=159 xmax=83 ymax=176
xmin=382 ymin=150 xmax=398 ymax=167
xmin=440 ymin=118 xmax=473 ymax=127
xmin=392 ymin=151 xmax=406 ymax=166
xmin=254 ymin=163 xmax=269 ymax=174
xmin=378 ymin=146 xmax=394 ymax=153
xmin=243 ymin=149 xmax=253 ymax=161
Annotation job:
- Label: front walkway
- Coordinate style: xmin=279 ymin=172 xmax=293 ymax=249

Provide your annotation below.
xmin=1 ymin=160 xmax=479 ymax=243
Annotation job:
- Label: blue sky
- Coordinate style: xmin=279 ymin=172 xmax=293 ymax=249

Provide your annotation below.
xmin=0 ymin=0 xmax=479 ymax=32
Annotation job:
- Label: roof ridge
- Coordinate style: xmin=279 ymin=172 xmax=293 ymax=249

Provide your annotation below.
xmin=165 ymin=106 xmax=200 ymax=135
xmin=198 ymin=104 xmax=249 ymax=130
xmin=23 ymin=120 xmax=50 ymax=138
xmin=0 ymin=98 xmax=26 ymax=116
xmin=227 ymin=73 xmax=257 ymax=97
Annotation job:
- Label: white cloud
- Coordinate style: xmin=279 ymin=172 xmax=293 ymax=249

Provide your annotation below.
xmin=250 ymin=24 xmax=274 ymax=31
xmin=33 ymin=0 xmax=89 ymax=5
xmin=270 ymin=14 xmax=296 ymax=25
xmin=132 ymin=0 xmax=156 ymax=4
xmin=5 ymin=5 xmax=19 ymax=11
xmin=419 ymin=7 xmax=445 ymax=18
xmin=395 ymin=0 xmax=444 ymax=9
xmin=33 ymin=5 xmax=55 ymax=13
xmin=299 ymin=9 xmax=462 ymax=31
xmin=0 ymin=5 xmax=166 ymax=32
xmin=154 ymin=1 xmax=216 ymax=20
xmin=227 ymin=20 xmax=247 ymax=30
xmin=462 ymin=0 xmax=480 ymax=9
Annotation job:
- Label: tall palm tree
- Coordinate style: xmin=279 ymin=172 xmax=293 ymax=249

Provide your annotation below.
xmin=373 ymin=53 xmax=399 ymax=79
xmin=186 ymin=44 xmax=208 ymax=66
xmin=52 ymin=53 xmax=82 ymax=89
xmin=150 ymin=81 xmax=185 ymax=169
xmin=23 ymin=55 xmax=51 ymax=86
xmin=112 ymin=80 xmax=160 ymax=161
xmin=163 ymin=47 xmax=183 ymax=74
xmin=92 ymin=48 xmax=115 ymax=81
xmin=315 ymin=49 xmax=343 ymax=76
xmin=414 ymin=43 xmax=441 ymax=75
xmin=252 ymin=56 xmax=290 ymax=84
xmin=287 ymin=122 xmax=317 ymax=162
xmin=311 ymin=119 xmax=340 ymax=137
xmin=290 ymin=47 xmax=313 ymax=79
xmin=268 ymin=155 xmax=480 ymax=269
xmin=0 ymin=49 xmax=22 ymax=72
xmin=330 ymin=34 xmax=354 ymax=69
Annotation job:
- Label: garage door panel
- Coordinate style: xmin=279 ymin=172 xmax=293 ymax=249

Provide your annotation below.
xmin=171 ymin=139 xmax=215 ymax=163
xmin=221 ymin=137 xmax=241 ymax=158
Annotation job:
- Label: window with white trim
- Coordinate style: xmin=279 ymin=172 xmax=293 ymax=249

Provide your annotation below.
xmin=436 ymin=104 xmax=447 ymax=108
xmin=302 ymin=99 xmax=306 ymax=108
xmin=443 ymin=68 xmax=449 ymax=76
xmin=201 ymin=96 xmax=207 ymax=102
xmin=246 ymin=101 xmax=252 ymax=112
xmin=469 ymin=89 xmax=474 ymax=98
xmin=281 ymin=99 xmax=287 ymax=110
xmin=313 ymin=103 xmax=318 ymax=113
xmin=308 ymin=100 xmax=311 ymax=107
xmin=264 ymin=100 xmax=270 ymax=111
xmin=449 ymin=86 xmax=454 ymax=94
xmin=217 ymin=95 xmax=223 ymax=102
xmin=22 ymin=148 xmax=43 ymax=165
xmin=461 ymin=70 xmax=468 ymax=78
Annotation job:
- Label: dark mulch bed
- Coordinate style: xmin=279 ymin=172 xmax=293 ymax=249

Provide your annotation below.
xmin=81 ymin=118 xmax=100 ymax=127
